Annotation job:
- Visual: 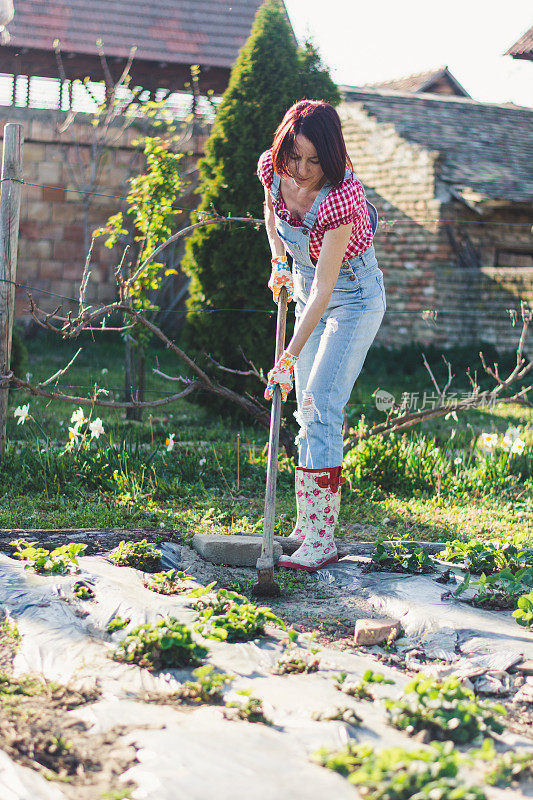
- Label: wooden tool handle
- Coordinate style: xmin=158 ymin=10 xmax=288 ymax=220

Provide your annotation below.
xmin=257 ymin=286 xmax=288 ymax=571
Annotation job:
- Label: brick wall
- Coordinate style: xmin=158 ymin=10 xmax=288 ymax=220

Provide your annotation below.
xmin=0 ymin=106 xmax=201 ymax=322
xmin=340 ymin=101 xmax=533 ymax=354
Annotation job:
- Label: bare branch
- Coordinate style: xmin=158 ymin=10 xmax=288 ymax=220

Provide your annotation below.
xmin=38 ymin=348 xmax=82 ymax=387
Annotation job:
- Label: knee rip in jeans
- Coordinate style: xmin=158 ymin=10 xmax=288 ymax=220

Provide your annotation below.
xmin=294 ymin=390 xmax=321 ymax=445
xmin=325 ymin=317 xmax=339 ymax=334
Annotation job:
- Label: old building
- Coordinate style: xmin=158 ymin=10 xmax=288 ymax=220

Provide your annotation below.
xmin=505 ymin=25 xmax=533 ymax=61
xmin=340 ymin=86 xmax=533 ymax=352
xmin=0 ymin=0 xmax=265 ymax=317
xmin=365 ymin=66 xmax=471 ymax=98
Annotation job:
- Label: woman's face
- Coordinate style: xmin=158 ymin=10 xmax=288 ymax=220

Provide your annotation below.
xmin=287 ymin=133 xmax=325 ymax=191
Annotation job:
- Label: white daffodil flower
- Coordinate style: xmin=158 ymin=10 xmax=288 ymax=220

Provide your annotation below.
xmin=454 ymin=457 xmax=462 ymax=465
xmin=165 ymin=433 xmax=175 ymax=452
xmin=199 ymin=457 xmax=206 ymax=466
xmin=479 ymin=432 xmax=498 ymax=450
xmin=14 ymin=404 xmax=30 ymax=425
xmin=504 ymin=427 xmax=521 ymax=443
xmin=89 ymin=418 xmax=104 ymax=439
xmin=68 ymin=425 xmax=80 ymax=442
xmin=71 ymin=407 xmax=85 ymax=425
xmin=511 ymin=438 xmax=525 ymax=455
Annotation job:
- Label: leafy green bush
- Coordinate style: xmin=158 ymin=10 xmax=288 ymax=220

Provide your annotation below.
xmin=371 ymin=536 xmax=433 ymax=574
xmin=384 ymin=674 xmax=506 ymax=744
xmin=439 ymin=538 xmax=532 ymax=574
xmin=314 ymin=741 xmax=485 ymax=800
xmin=112 ymin=618 xmax=208 ymax=670
xmin=9 ymin=539 xmax=87 ymax=575
xmin=108 ymin=539 xmax=162 ymax=572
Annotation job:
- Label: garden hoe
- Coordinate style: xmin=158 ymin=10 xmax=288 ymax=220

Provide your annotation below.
xmin=251 ymin=285 xmax=288 ymax=598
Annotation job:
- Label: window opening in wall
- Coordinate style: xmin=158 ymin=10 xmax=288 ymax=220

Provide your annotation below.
xmin=496 ymin=250 xmax=533 ymax=268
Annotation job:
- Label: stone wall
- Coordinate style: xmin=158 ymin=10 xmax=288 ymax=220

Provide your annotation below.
xmin=0 ymin=106 xmax=202 ymax=322
xmin=340 ymin=102 xmax=533 ymax=355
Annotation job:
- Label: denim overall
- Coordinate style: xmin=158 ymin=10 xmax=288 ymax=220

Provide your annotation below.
xmin=269 ymin=169 xmax=386 ymax=468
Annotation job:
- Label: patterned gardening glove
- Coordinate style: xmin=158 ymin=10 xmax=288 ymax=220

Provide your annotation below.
xmin=268 ymin=255 xmax=294 ymax=304
xmin=264 ymin=350 xmax=298 ymax=402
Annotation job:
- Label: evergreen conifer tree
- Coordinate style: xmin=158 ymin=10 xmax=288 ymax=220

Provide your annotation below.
xmin=182 ymin=0 xmax=339 ymax=400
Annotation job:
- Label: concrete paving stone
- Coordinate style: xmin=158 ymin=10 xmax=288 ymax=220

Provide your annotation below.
xmin=192 ymin=534 xmax=282 ymax=567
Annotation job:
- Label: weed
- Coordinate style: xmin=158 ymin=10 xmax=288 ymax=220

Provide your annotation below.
xmin=106 ymin=617 xmax=130 ymax=634
xmin=384 ymin=673 xmax=506 ymax=743
xmin=144 ymin=568 xmax=196 ymax=595
xmin=180 ymin=665 xmax=233 ymax=704
xmin=224 ymin=689 xmax=272 ymax=725
xmin=334 ymin=669 xmax=394 ymax=700
xmin=108 ymin=539 xmax=162 ymax=572
xmin=112 ymin=618 xmax=208 ymax=670
xmin=9 ymin=539 xmax=87 ymax=575
xmin=314 ymin=740 xmax=485 ymax=799
xmin=370 ymin=535 xmax=433 ymax=574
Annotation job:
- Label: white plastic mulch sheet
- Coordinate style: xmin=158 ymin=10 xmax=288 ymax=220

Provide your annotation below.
xmin=318 ymin=557 xmax=533 ymax=660
xmin=0 ymin=544 xmax=531 ymax=800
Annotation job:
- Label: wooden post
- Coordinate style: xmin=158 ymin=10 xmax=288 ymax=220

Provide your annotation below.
xmin=0 ymin=123 xmax=24 ymax=456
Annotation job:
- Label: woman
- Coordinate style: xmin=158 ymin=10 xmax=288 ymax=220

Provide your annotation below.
xmin=257 ymin=99 xmax=386 ymax=572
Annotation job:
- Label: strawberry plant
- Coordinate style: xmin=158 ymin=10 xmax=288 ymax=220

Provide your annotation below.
xmin=108 ymin=539 xmax=162 ymax=572
xmin=384 ymin=673 xmax=506 ymax=743
xmin=334 ymin=669 xmax=394 ymax=700
xmin=371 ymin=536 xmax=433 ymax=574
xmin=9 ymin=539 xmax=87 ymax=575
xmin=106 ymin=617 xmax=130 ymax=634
xmin=112 ymin=618 xmax=208 ymax=670
xmin=439 ymin=538 xmax=533 ymax=574
xmin=455 ymin=567 xmax=533 ymax=609
xmin=272 ymin=628 xmax=320 ymax=674
xmin=180 ymin=665 xmax=233 ymax=704
xmin=191 ymin=587 xmax=285 ymax=642
xmin=144 ymin=569 xmax=196 ymax=595
xmin=224 ymin=689 xmax=272 ymax=725
xmin=314 ymin=741 xmax=485 ymax=800
xmin=513 ymin=590 xmax=533 ymax=628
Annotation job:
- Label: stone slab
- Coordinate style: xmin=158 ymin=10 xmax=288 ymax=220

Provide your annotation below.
xmin=192 ymin=534 xmax=282 ymax=567
xmin=353 ymin=617 xmax=402 ymax=646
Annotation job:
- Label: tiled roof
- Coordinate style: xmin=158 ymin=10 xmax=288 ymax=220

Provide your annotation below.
xmin=6 ymin=0 xmax=264 ymax=68
xmin=365 ymin=66 xmax=470 ymax=97
xmin=505 ymin=25 xmax=533 ymax=60
xmin=341 ymin=87 xmax=533 ymax=204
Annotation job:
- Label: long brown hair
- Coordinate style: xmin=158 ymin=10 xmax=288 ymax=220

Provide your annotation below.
xmin=271 ymin=100 xmax=352 ymax=188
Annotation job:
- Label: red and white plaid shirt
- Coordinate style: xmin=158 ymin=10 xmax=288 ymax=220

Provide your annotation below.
xmin=257 ymin=148 xmax=373 ymax=261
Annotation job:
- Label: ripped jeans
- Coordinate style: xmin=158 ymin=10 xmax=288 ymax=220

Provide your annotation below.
xmin=293 ymin=256 xmax=386 ymax=468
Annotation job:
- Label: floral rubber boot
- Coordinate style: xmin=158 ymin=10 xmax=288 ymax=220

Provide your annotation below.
xmin=286 ymin=467 xmax=308 ymax=542
xmin=278 ymin=467 xmax=345 ymax=572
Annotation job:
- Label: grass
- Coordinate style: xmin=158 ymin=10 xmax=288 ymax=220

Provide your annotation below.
xmin=1 ymin=332 xmax=531 ymax=547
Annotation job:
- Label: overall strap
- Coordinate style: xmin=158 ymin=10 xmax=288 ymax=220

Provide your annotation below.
xmin=270 ymin=172 xmax=281 ymax=202
xmin=303 ymin=180 xmax=334 ymax=231
xmin=346 ymin=167 xmax=379 ymax=236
